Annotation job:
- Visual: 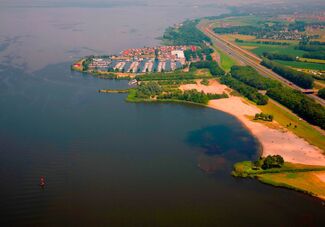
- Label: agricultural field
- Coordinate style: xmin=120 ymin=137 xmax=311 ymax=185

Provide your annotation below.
xmin=236 ymin=42 xmax=306 ymax=57
xmin=211 ymin=15 xmax=325 ymax=71
xmin=299 ymin=58 xmax=325 ymax=64
xmin=220 ymin=34 xmax=256 ymax=42
xmin=275 ymin=60 xmax=325 ymax=71
xmin=212 ymin=15 xmax=261 ymax=27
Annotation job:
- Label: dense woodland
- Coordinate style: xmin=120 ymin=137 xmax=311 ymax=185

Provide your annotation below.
xmin=163 ymin=20 xmax=211 ymax=46
xmin=220 ymin=74 xmax=269 ymax=105
xmin=267 ymin=86 xmax=325 ymax=129
xmin=230 ymin=66 xmax=280 ymax=90
xmin=262 ymin=52 xmax=296 ymax=61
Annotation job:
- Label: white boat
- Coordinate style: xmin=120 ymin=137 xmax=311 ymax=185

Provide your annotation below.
xmin=128 ymin=79 xmax=138 ymax=85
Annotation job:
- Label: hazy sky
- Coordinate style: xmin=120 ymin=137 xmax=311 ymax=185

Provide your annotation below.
xmin=0 ymin=0 xmax=283 ymax=8
xmin=0 ymin=0 xmax=232 ymax=71
xmin=0 ymin=0 xmax=323 ymax=71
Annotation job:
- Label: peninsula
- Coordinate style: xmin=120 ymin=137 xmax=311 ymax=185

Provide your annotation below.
xmin=72 ymin=15 xmax=325 ymax=200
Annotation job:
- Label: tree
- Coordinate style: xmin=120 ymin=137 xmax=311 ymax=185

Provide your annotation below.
xmin=318 ymin=88 xmax=325 ymax=99
xmin=262 ymin=155 xmax=284 ymax=169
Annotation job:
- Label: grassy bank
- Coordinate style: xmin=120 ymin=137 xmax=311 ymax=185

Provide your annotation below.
xmin=258 ymin=172 xmax=325 ymax=200
xmin=213 ymin=47 xmax=236 ymax=72
xmin=233 ymin=161 xmax=325 ymax=200
xmin=257 ymin=100 xmax=325 ymax=151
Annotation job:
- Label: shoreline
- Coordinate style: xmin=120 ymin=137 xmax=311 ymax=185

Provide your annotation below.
xmin=99 ymin=77 xmax=325 ymax=200
xmin=180 ymin=79 xmax=325 ymax=166
xmin=208 ymin=97 xmax=325 ymax=166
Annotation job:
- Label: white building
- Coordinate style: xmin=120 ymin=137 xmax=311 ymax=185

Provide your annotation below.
xmin=171 ymin=50 xmax=185 ymax=59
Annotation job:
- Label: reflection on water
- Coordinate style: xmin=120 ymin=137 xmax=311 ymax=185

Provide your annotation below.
xmin=186 ymin=125 xmax=259 ymax=158
xmin=187 ymin=125 xmax=260 ymax=173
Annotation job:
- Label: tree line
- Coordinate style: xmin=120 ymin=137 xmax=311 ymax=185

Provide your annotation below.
xmin=235 ymin=39 xmax=289 ymax=46
xmin=262 ymin=52 xmax=296 ymax=61
xmin=190 ymin=61 xmax=225 ymax=76
xmin=267 ymin=86 xmax=325 ymax=129
xmin=228 ymin=66 xmax=325 ymax=129
xmin=220 ymin=74 xmax=269 ymax=105
xmin=297 ymin=41 xmax=325 ymax=60
xmin=230 ymin=65 xmax=280 ymax=90
xmin=261 ymin=58 xmax=314 ymax=89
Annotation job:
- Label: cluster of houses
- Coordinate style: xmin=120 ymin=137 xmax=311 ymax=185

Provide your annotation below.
xmin=89 ymin=58 xmax=183 ymax=73
xmin=85 ymin=46 xmax=194 ymax=73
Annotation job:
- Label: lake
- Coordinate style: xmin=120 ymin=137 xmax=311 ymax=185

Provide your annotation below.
xmin=0 ymin=1 xmax=324 ymax=226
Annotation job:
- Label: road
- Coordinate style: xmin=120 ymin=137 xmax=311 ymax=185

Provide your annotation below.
xmin=199 ymin=23 xmax=325 ymax=106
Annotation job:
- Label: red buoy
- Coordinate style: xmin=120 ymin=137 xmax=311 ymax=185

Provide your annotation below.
xmin=40 ymin=176 xmax=45 ymax=187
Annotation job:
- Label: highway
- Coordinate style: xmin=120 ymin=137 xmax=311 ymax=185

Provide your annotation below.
xmin=200 ymin=24 xmax=325 ymax=106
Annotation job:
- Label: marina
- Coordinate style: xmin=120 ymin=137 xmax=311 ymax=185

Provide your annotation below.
xmin=76 ymin=45 xmax=194 ymax=73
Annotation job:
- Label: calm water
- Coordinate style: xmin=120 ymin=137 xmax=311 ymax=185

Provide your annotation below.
xmin=0 ymin=1 xmax=325 ymax=226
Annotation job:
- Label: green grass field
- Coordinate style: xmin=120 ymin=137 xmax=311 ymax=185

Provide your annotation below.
xmin=213 ymin=15 xmax=261 ymax=27
xmin=233 ymin=161 xmax=325 ymax=200
xmin=275 ymin=60 xmax=325 ymax=71
xmin=258 ymin=100 xmax=325 ymax=151
xmin=300 ymin=58 xmax=325 ymax=64
xmin=233 ymin=161 xmax=325 ymax=176
xmin=258 ymin=171 xmax=325 ymax=199
xmin=237 ymin=42 xmax=307 ymax=57
xmin=213 ymin=47 xmax=237 ymax=72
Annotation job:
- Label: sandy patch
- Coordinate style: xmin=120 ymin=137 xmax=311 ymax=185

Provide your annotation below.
xmin=179 ymin=79 xmax=228 ymax=94
xmin=181 ymin=80 xmax=325 ymax=166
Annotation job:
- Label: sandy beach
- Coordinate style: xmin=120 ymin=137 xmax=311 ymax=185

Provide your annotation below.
xmin=180 ymin=80 xmax=325 ymax=166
